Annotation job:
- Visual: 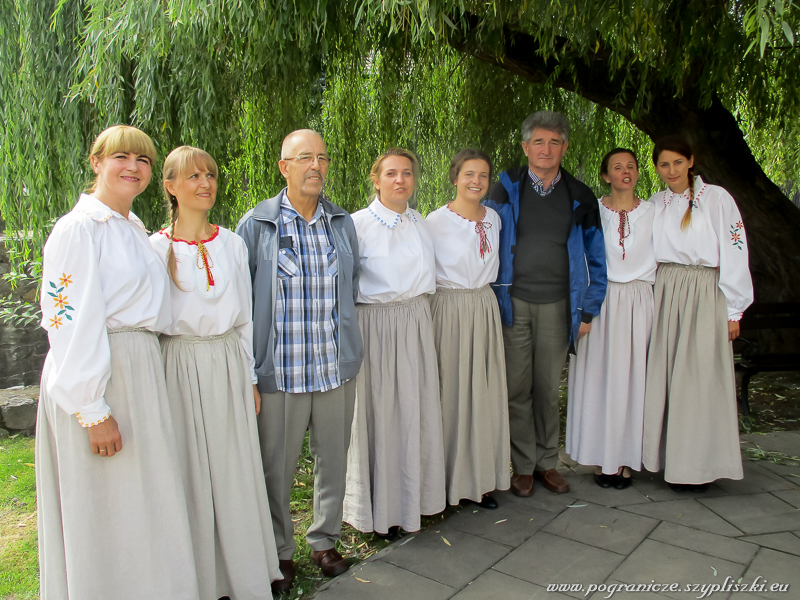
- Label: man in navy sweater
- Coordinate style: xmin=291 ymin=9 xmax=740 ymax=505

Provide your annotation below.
xmin=485 ymin=111 xmax=607 ymax=497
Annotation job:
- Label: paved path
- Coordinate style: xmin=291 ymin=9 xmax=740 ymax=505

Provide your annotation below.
xmin=314 ymin=431 xmax=800 ymax=599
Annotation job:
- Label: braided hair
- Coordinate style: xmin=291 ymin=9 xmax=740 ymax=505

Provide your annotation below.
xmin=652 ymin=135 xmax=696 ymax=231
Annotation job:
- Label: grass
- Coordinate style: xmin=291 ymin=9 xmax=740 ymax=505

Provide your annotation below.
xmin=0 ymin=434 xmax=38 ymax=600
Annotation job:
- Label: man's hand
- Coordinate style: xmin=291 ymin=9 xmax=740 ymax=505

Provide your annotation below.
xmin=578 ymin=322 xmax=592 ymax=340
xmin=88 ymin=416 xmax=123 ymax=457
xmin=728 ymin=320 xmax=740 ymax=342
xmin=253 ymin=384 xmax=262 ymax=415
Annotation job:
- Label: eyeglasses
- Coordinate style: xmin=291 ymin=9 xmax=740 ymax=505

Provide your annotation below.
xmin=282 ymin=154 xmax=331 ymax=166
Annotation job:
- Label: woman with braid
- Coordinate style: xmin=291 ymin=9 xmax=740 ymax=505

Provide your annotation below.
xmin=642 ymin=135 xmax=753 ymax=492
xmin=150 ymin=146 xmax=280 ymax=599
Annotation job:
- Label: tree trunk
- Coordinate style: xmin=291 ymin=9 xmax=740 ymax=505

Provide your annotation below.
xmin=450 ymin=19 xmax=800 ymax=303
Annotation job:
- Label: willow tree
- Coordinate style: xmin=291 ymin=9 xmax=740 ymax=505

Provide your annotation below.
xmin=1 ymin=0 xmax=799 ymax=303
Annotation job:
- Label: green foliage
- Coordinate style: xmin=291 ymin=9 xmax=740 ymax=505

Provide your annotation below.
xmin=1 ymin=1 xmax=798 ymax=263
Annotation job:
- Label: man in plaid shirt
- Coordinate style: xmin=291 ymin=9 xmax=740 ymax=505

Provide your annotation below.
xmin=237 ymin=129 xmax=364 ymax=592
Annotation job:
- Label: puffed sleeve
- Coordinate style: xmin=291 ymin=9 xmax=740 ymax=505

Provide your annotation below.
xmin=232 ymin=236 xmax=258 ymax=384
xmin=40 ymin=216 xmax=112 ymax=425
xmin=713 ymin=188 xmax=754 ymax=321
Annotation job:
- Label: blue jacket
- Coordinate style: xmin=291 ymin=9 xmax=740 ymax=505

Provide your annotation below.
xmin=235 ymin=191 xmax=364 ymax=393
xmin=484 ymin=166 xmax=607 ymax=353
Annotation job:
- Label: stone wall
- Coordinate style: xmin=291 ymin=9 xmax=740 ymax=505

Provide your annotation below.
xmin=0 ymin=385 xmax=38 ymax=437
xmin=0 ymin=237 xmax=48 ymax=389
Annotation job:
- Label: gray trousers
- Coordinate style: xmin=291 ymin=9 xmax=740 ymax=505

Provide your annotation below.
xmin=259 ymin=379 xmax=356 ymax=559
xmin=504 ymin=297 xmax=569 ymax=473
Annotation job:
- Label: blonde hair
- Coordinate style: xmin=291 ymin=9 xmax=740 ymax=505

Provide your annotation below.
xmin=369 ymin=148 xmax=420 ymax=197
xmin=86 ymin=125 xmax=157 ymax=193
xmin=162 ymin=146 xmax=219 ymax=287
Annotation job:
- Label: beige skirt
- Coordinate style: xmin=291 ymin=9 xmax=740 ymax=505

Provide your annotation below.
xmin=642 ymin=263 xmax=743 ymax=484
xmin=343 ymin=296 xmax=446 ymax=534
xmin=160 ymin=329 xmax=280 ymax=600
xmin=430 ymin=286 xmax=510 ymax=504
xmin=567 ymin=280 xmax=653 ymax=473
xmin=36 ymin=329 xmax=199 ymax=600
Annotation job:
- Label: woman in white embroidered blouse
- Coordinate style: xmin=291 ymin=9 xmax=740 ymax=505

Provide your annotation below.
xmin=150 ymin=146 xmax=279 ymax=599
xmin=343 ymin=148 xmax=446 ymax=538
xmin=426 ymin=149 xmax=510 ymax=509
xmin=567 ymin=148 xmax=656 ymax=490
xmin=36 ymin=126 xmax=199 ymax=599
xmin=642 ymin=134 xmax=754 ymax=491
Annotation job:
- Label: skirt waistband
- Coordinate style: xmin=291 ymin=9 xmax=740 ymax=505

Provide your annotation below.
xmin=658 ymin=262 xmax=719 ymax=272
xmin=108 ymin=326 xmax=153 ymax=335
xmin=161 ymin=328 xmax=236 ymax=344
xmin=357 ymin=295 xmax=428 ymax=310
xmin=434 ymin=284 xmax=492 ymax=295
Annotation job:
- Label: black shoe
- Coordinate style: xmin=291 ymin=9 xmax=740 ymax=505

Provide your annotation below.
xmin=478 ymin=494 xmax=498 ymax=509
xmin=373 ymin=525 xmax=400 ymax=540
xmin=669 ymin=482 xmax=710 ymax=493
xmin=612 ymin=473 xmax=633 ymax=490
xmin=594 ymin=473 xmax=613 ymax=488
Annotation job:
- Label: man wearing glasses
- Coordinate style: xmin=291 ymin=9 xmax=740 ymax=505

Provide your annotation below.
xmin=237 ymin=129 xmax=364 ymax=592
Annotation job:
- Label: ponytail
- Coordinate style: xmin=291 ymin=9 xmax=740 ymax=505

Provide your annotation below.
xmin=165 ymin=198 xmax=183 ymax=289
xmin=680 ymin=166 xmax=696 ymax=231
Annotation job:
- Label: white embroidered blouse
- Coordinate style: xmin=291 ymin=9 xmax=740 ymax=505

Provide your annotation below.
xmin=351 ymin=197 xmax=436 ymax=304
xmin=40 ymin=194 xmax=171 ymax=426
xmin=598 ymin=198 xmax=657 ymax=285
xmin=649 ymin=176 xmax=754 ymax=321
xmin=425 ymin=204 xmax=502 ymax=289
xmin=150 ymin=225 xmax=257 ymax=383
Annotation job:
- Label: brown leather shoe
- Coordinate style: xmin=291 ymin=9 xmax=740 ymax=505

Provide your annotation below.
xmin=311 ymin=548 xmax=350 ymax=577
xmin=271 ymin=559 xmax=295 ymax=594
xmin=534 ymin=469 xmax=570 ymax=493
xmin=510 ymin=473 xmax=535 ymax=497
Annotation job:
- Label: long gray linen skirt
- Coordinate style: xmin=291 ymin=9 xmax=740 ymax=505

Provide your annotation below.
xmin=642 ymin=263 xmax=743 ymax=484
xmin=161 ymin=329 xmax=280 ymax=600
xmin=343 ymin=296 xmax=446 ymax=534
xmin=36 ymin=328 xmax=199 ymax=600
xmin=567 ymin=280 xmax=653 ymax=473
xmin=430 ymin=285 xmax=510 ymax=504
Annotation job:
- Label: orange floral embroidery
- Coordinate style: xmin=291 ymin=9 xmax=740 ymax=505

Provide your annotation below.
xmin=58 ymin=273 xmax=72 ymax=287
xmin=53 ymin=293 xmax=69 ymax=310
xmin=49 ymin=315 xmax=63 ymax=329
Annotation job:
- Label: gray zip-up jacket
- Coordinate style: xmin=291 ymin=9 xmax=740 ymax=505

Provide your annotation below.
xmin=235 ymin=190 xmax=364 ymax=394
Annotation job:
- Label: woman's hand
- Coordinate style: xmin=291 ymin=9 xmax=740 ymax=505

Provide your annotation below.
xmin=578 ymin=322 xmax=592 ymax=340
xmin=253 ymin=384 xmax=261 ymax=415
xmin=87 ymin=416 xmax=123 ymax=457
xmin=728 ymin=320 xmax=740 ymax=342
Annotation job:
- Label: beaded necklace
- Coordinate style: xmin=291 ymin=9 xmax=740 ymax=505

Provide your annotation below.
xmin=601 ymin=197 xmax=640 ymax=260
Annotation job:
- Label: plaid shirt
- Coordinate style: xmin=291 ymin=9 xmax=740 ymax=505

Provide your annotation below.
xmin=274 ymin=192 xmax=340 ymax=393
xmin=528 ymin=168 xmax=562 ymax=196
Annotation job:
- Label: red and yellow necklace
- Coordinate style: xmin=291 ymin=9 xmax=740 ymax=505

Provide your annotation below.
xmin=167 ymin=225 xmax=220 ymax=290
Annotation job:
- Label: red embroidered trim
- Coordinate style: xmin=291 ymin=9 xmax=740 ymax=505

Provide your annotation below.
xmin=160 ymin=224 xmax=220 ymax=245
xmin=447 ymin=203 xmax=493 ymax=260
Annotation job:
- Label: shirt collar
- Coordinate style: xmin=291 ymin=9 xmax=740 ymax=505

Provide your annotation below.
xmin=367 ymin=196 xmax=418 ymax=229
xmin=528 ymin=168 xmax=562 ymax=196
xmin=75 ymin=193 xmax=147 ymax=232
xmin=280 ymin=190 xmax=325 ymax=225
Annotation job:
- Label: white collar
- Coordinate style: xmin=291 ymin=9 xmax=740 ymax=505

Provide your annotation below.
xmin=367 ymin=196 xmax=417 ymax=229
xmin=75 ymin=194 xmax=147 ymax=232
xmin=663 ymin=176 xmax=706 ymax=206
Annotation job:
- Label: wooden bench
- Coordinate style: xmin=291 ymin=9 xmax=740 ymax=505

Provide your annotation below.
xmin=734 ymin=302 xmax=800 ymax=417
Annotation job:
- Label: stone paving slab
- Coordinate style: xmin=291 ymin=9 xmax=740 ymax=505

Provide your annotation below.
xmin=738 ymin=547 xmax=800 ymax=600
xmin=561 ymin=473 xmax=653 ymax=508
xmin=448 ymin=570 xmax=572 ymax=600
xmin=770 ymin=488 xmax=800 ymax=508
xmin=315 ymin=560 xmax=455 ymax=600
xmin=698 ymin=492 xmax=800 ymax=535
xmin=382 ymin=527 xmax=508 ymax=589
xmin=713 ymin=461 xmax=795 ymax=495
xmin=648 ymin=521 xmax=758 ymax=564
xmin=752 ymin=460 xmax=800 ymax=485
xmin=492 ymin=532 xmax=624 ymax=599
xmin=542 ymin=503 xmax=659 ymax=555
xmin=490 ymin=488 xmax=578 ymax=514
xmin=441 ymin=500 xmax=559 ymax=547
xmin=609 ymin=539 xmax=746 ymax=600
xmin=617 ymin=498 xmax=744 ymax=536
xmin=741 ymin=431 xmax=800 ymax=457
xmin=740 ymin=532 xmax=800 ymax=557
xmin=626 ymin=472 xmax=730 ymax=503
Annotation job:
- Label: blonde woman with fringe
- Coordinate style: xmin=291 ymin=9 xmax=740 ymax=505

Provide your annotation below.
xmin=36 ymin=126 xmax=199 ymax=599
xmin=642 ymin=135 xmax=753 ymax=491
xmin=150 ymin=146 xmax=280 ymax=599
